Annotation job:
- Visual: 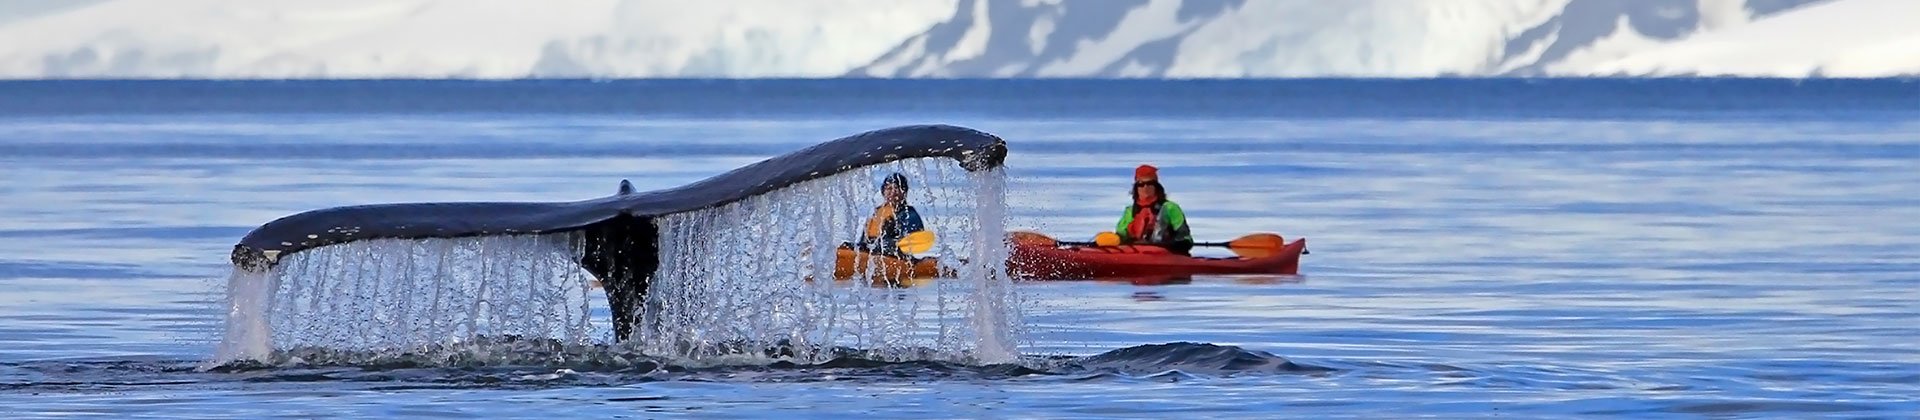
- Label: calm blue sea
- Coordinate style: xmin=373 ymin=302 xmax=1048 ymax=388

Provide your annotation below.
xmin=1 ymin=79 xmax=1917 ymax=418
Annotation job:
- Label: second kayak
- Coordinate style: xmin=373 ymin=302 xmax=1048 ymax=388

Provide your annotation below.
xmin=1006 ymin=233 xmax=1306 ymax=281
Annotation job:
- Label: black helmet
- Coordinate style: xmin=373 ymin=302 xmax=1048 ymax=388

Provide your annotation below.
xmin=882 ymin=172 xmax=909 ymax=191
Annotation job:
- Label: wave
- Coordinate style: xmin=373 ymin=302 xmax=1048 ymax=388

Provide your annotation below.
xmin=1 ymin=342 xmax=1330 ymax=391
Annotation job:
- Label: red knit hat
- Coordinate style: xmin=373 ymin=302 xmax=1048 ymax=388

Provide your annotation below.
xmin=1134 ymin=164 xmax=1158 ymax=182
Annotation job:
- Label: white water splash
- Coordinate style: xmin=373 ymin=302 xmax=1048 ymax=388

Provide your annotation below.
xmin=645 ymin=158 xmax=1022 ymax=364
xmin=210 ymin=267 xmax=275 ymax=365
xmin=210 ymin=157 xmax=1023 ymax=366
xmin=209 ymin=234 xmax=597 ymax=366
xmin=964 ymin=168 xmax=1020 ymax=364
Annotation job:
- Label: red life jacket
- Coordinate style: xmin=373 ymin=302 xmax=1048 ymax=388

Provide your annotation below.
xmin=1126 ymin=194 xmax=1160 ymax=242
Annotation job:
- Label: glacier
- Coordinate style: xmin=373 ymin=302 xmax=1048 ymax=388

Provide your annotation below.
xmin=0 ymin=0 xmax=1912 ymax=79
xmin=0 ymin=0 xmax=955 ymax=78
xmin=1582 ymin=0 xmax=1920 ymax=77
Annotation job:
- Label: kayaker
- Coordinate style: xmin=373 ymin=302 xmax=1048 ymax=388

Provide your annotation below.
xmin=1117 ymin=164 xmax=1194 ymax=255
xmin=852 ymin=172 xmax=926 ymax=257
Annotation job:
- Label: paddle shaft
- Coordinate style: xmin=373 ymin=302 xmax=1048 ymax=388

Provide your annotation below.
xmin=1058 ymin=240 xmax=1216 ymax=247
xmin=1057 ymin=239 xmax=1306 ymax=254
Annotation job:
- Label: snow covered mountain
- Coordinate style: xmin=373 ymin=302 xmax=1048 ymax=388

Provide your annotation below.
xmin=0 ymin=0 xmax=1912 ymax=79
xmin=850 ymin=0 xmax=1901 ymax=77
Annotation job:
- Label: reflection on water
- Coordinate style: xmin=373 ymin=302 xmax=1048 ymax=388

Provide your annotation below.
xmin=1130 ymin=291 xmax=1165 ymax=302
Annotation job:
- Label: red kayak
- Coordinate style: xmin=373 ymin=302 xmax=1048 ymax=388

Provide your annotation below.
xmin=1005 ymin=232 xmax=1306 ymax=281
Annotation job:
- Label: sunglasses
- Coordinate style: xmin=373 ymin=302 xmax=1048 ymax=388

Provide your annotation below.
xmin=1133 ymin=182 xmax=1154 ymax=187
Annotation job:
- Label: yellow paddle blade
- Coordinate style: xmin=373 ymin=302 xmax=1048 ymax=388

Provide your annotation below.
xmin=1093 ymin=231 xmax=1122 ymax=247
xmin=895 ymin=230 xmax=937 ymax=254
xmin=1224 ymin=233 xmax=1286 ymax=258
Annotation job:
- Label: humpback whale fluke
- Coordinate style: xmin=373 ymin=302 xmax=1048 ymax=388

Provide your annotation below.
xmin=227 ymin=124 xmax=1009 ymax=341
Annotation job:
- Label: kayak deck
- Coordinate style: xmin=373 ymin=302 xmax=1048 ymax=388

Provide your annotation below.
xmin=832 ymin=246 xmax=947 ymax=285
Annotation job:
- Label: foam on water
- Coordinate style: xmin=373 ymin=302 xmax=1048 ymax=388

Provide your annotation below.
xmin=210 ymin=157 xmax=1022 ymax=367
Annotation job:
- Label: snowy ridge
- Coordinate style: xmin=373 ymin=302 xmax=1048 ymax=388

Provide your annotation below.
xmin=1585 ymin=0 xmax=1920 ymax=77
xmin=0 ymin=0 xmax=954 ymax=79
xmin=0 ymin=0 xmax=1912 ymax=79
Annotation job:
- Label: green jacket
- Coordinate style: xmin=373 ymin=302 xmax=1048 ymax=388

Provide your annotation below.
xmin=1117 ymin=201 xmax=1193 ymax=246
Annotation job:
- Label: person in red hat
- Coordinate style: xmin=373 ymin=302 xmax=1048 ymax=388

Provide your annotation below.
xmin=1115 ymin=164 xmax=1193 ymax=255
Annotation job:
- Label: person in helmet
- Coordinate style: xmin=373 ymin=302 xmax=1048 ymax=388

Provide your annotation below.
xmin=854 ymin=172 xmax=926 ymax=257
xmin=1116 ymin=164 xmax=1193 ymax=255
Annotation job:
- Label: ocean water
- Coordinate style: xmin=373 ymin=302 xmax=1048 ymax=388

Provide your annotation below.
xmin=1 ymin=79 xmax=1917 ymax=418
